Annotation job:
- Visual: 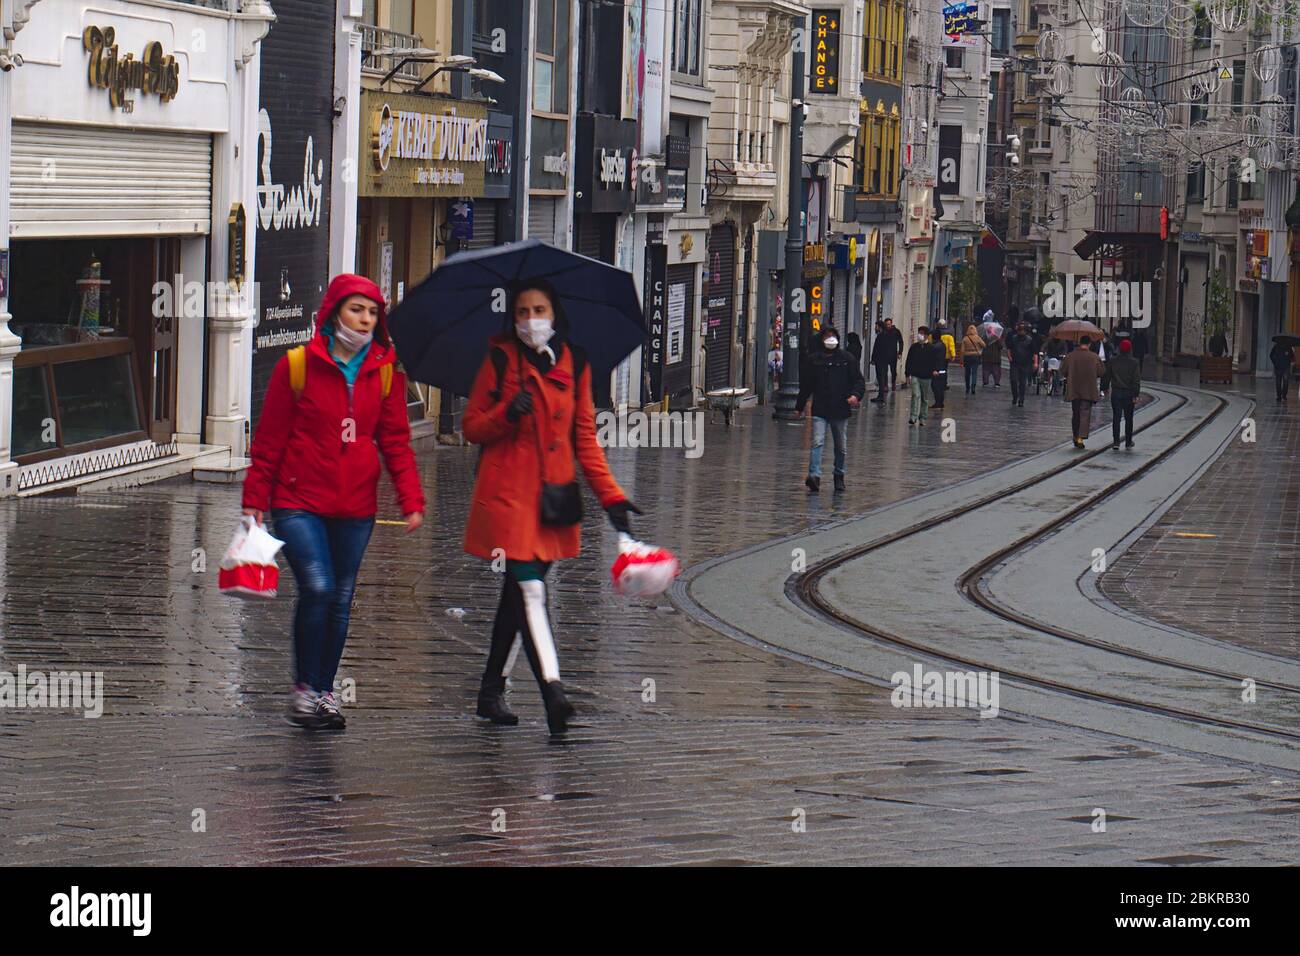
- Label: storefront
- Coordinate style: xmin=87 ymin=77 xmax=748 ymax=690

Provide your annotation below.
xmin=661 ymin=225 xmax=704 ymax=406
xmin=458 ymin=110 xmax=514 ymax=252
xmin=0 ymin=0 xmax=270 ymax=493
xmin=252 ymin=0 xmax=335 ymax=425
xmin=357 ymin=90 xmax=489 ymax=302
xmin=574 ymin=113 xmax=637 ymax=263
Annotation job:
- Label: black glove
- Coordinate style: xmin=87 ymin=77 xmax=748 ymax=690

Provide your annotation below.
xmin=506 ymin=389 xmax=534 ymax=423
xmin=605 ymin=500 xmax=643 ymax=534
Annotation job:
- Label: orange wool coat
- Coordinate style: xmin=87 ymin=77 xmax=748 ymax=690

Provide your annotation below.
xmin=462 ymin=334 xmax=626 ymax=562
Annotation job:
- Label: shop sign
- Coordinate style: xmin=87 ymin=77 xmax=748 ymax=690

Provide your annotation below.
xmin=228 ymin=204 xmax=247 ymax=289
xmin=643 ymin=243 xmax=668 ymax=402
xmin=450 ymin=200 xmax=474 ymax=241
xmin=667 ymin=135 xmax=690 ymax=171
xmin=1239 ymin=276 xmax=1260 ymax=293
xmin=486 ymin=133 xmax=512 ymax=177
xmin=665 ymin=169 xmax=686 ymax=206
xmin=364 ymin=91 xmax=488 ymax=198
xmin=809 ymin=10 xmax=841 ymax=94
xmin=83 ymin=25 xmax=180 ymax=111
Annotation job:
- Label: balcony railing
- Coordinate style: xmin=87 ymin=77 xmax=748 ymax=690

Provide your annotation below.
xmin=360 ymin=24 xmax=425 ymax=81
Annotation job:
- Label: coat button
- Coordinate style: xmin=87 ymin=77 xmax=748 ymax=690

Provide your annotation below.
xmin=550 ymin=442 xmax=558 ymax=451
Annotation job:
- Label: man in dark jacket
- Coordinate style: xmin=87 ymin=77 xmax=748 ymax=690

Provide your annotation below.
xmin=871 ymin=317 xmax=904 ymax=399
xmin=1005 ymin=321 xmax=1038 ymax=407
xmin=1104 ymin=338 xmax=1142 ymax=449
xmin=796 ymin=326 xmax=865 ymax=492
xmin=904 ymin=325 xmax=941 ymax=426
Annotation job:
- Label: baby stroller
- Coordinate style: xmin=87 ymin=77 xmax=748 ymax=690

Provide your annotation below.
xmin=1035 ymin=351 xmax=1062 ymax=396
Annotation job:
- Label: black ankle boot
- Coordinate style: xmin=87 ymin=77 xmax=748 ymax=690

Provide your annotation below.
xmin=541 ymin=680 xmax=575 ymax=735
xmin=476 ymin=677 xmax=518 ymax=725
xmin=833 ymin=474 xmax=846 ymax=492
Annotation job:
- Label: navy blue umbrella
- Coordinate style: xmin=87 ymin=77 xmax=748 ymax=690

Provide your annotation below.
xmin=387 ymin=239 xmax=646 ymax=397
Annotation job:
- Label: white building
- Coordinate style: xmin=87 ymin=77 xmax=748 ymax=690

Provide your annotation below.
xmin=0 ymin=0 xmax=274 ymax=496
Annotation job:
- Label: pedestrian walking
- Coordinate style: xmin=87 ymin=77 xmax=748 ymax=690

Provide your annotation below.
xmin=981 ymin=333 xmax=1004 ymax=388
xmin=929 ymin=327 xmax=950 ymax=409
xmin=904 ymin=326 xmax=940 ymax=426
xmin=1062 ymin=334 xmax=1105 ymax=448
xmin=1104 ymin=338 xmax=1141 ymax=449
xmin=462 ymin=278 xmax=639 ymax=735
xmin=960 ymin=321 xmax=985 ymax=394
xmin=796 ymin=325 xmax=865 ymax=493
xmin=1132 ymin=326 xmax=1149 ymax=371
xmin=871 ymin=317 xmax=904 ymax=400
xmin=242 ymin=274 xmax=427 ymax=730
xmin=1269 ymin=339 xmax=1295 ymax=403
xmin=1005 ymin=321 xmax=1037 ymax=407
xmin=845 ymin=330 xmax=864 ymax=373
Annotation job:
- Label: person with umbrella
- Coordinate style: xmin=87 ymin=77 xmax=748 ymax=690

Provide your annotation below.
xmin=981 ymin=319 xmax=1004 ymax=389
xmin=241 ymin=274 xmax=427 ymax=730
xmin=463 ymin=279 xmax=638 ymax=735
xmin=1269 ymin=335 xmax=1298 ymax=403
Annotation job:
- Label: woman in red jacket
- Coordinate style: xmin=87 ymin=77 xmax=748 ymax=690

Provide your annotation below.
xmin=242 ymin=274 xmax=425 ymax=730
xmin=464 ymin=278 xmax=639 ymax=734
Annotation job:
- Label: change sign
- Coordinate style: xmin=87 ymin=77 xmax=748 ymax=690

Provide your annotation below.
xmin=810 ymin=10 xmax=840 ymax=94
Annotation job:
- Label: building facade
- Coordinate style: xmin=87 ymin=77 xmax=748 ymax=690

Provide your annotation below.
xmin=0 ymin=0 xmax=273 ymax=497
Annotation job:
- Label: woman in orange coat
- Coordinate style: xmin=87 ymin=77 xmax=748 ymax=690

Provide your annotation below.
xmin=463 ymin=278 xmax=639 ymax=734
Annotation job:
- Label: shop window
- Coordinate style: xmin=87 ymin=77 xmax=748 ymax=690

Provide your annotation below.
xmin=52 ymin=354 xmax=142 ymax=447
xmin=7 ymin=238 xmax=172 ymax=461
xmin=945 ymin=47 xmax=964 ymax=71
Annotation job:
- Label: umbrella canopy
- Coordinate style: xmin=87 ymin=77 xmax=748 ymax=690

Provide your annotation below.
xmin=1272 ymin=334 xmax=1300 ymax=348
xmin=981 ymin=321 xmax=1004 ymax=339
xmin=1050 ymin=319 xmax=1105 ymax=343
xmin=387 ymin=239 xmax=645 ymax=397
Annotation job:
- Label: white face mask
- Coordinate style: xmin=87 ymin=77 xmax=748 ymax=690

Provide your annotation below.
xmin=516 ymin=318 xmax=554 ymax=353
xmin=334 ymin=322 xmax=374 ymax=352
xmin=822 ymin=337 xmax=839 ymax=349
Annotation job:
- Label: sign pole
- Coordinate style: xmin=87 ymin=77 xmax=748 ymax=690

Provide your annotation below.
xmin=774 ymin=14 xmax=808 ymax=420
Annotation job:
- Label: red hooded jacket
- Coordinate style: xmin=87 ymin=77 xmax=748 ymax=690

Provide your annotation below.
xmin=241 ymin=275 xmax=426 ymax=519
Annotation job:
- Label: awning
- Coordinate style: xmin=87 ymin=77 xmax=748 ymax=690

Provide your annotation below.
xmin=1074 ymin=230 xmax=1162 ymax=261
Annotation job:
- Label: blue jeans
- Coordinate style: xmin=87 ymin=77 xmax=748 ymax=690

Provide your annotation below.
xmin=271 ymin=509 xmax=376 ymax=694
xmin=809 ymin=416 xmax=848 ymax=477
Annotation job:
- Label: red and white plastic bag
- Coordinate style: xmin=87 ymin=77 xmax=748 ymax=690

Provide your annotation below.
xmin=610 ymin=533 xmax=680 ymax=597
xmin=218 ymin=516 xmax=285 ymax=599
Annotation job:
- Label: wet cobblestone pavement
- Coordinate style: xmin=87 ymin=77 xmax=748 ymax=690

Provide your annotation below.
xmin=1100 ymin=372 xmax=1300 ymax=662
xmin=1 ymin=370 xmax=1296 ymax=865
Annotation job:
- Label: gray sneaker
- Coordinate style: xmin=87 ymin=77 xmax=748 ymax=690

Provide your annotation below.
xmin=315 ymin=692 xmax=346 ymax=730
xmin=288 ymin=685 xmax=319 ymax=727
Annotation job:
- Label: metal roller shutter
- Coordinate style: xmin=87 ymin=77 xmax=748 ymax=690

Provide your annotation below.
xmin=832 ymin=271 xmax=848 ymax=330
xmin=575 ymin=215 xmax=604 ymax=260
xmin=528 ymin=196 xmax=558 ymax=243
xmin=705 ymin=224 xmax=735 ymax=391
xmin=10 ymin=123 xmax=212 ymax=238
xmin=465 ymin=200 xmax=499 ymax=249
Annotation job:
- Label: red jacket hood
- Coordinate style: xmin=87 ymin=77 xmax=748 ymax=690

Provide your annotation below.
xmin=317 ymin=274 xmax=391 ymax=348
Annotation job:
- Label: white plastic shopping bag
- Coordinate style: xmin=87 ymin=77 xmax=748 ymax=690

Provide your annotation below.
xmin=610 ymin=533 xmax=680 ymax=598
xmin=218 ymin=516 xmax=285 ymax=599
